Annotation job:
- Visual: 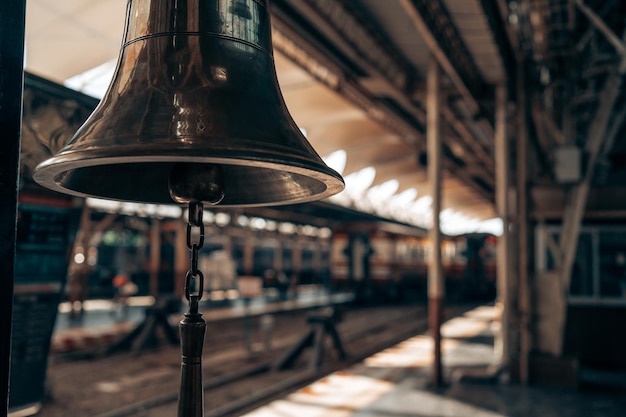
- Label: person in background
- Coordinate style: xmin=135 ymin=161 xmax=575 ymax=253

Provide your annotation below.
xmin=111 ymin=272 xmax=137 ymax=320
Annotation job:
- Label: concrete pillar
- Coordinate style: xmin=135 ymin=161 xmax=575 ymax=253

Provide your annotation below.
xmin=427 ymin=56 xmax=444 ymax=387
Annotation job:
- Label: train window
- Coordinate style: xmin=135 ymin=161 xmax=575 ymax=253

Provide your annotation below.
xmin=370 ymin=237 xmax=393 ymax=263
xmin=301 ymin=248 xmax=314 ymax=269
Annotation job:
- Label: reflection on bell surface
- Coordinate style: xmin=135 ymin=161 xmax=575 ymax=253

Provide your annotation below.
xmin=33 ymin=0 xmax=344 ymax=206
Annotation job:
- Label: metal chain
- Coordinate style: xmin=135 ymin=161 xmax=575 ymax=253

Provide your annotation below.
xmin=184 ymin=202 xmax=205 ymax=313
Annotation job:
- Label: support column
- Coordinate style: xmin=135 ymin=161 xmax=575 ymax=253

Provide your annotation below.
xmin=292 ymin=239 xmax=303 ymax=296
xmin=149 ymin=218 xmax=161 ymax=298
xmin=243 ymin=231 xmax=255 ymax=276
xmin=0 ymin=0 xmax=26 ymax=411
xmin=495 ymin=84 xmax=512 ymax=371
xmin=174 ymin=219 xmax=188 ymax=299
xmin=69 ymin=205 xmax=93 ymax=318
xmin=517 ymin=60 xmax=531 ymax=384
xmin=427 ymin=56 xmax=444 ymax=387
xmin=273 ymin=237 xmax=283 ymax=274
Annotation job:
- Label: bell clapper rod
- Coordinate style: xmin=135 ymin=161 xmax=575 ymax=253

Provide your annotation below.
xmin=178 ymin=201 xmax=207 ymax=417
xmin=171 ymin=162 xmax=225 ymax=416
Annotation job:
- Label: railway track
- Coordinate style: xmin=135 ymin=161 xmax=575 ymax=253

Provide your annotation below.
xmin=40 ymin=303 xmax=475 ymax=417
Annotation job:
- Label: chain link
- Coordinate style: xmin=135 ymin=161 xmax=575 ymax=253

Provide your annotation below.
xmin=184 ymin=202 xmax=205 ymax=313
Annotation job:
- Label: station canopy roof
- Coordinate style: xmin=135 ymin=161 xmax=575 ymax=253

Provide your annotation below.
xmin=25 ymin=1 xmax=626 ymax=235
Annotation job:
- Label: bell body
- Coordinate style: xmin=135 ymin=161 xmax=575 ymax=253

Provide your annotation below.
xmin=178 ymin=312 xmax=206 ymax=417
xmin=33 ymin=0 xmax=344 ymax=206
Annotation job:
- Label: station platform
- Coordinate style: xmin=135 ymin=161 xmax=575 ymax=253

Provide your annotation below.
xmin=240 ymin=305 xmax=626 ymax=417
xmin=51 ymin=286 xmax=352 ymax=353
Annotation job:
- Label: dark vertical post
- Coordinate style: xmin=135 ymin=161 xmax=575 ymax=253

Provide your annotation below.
xmin=150 ymin=218 xmax=161 ymax=298
xmin=175 ymin=219 xmax=188 ymax=299
xmin=0 ymin=0 xmax=26 ymax=413
xmin=427 ymin=56 xmax=443 ymax=387
xmin=495 ymin=84 xmax=511 ymax=370
xmin=517 ymin=58 xmax=530 ymax=384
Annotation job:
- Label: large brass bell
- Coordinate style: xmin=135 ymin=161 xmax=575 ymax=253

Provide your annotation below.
xmin=34 ymin=2 xmax=343 ymax=417
xmin=33 ymin=0 xmax=344 ymax=206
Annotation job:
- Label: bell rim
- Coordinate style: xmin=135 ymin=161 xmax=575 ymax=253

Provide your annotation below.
xmin=33 ymin=150 xmax=345 ymax=207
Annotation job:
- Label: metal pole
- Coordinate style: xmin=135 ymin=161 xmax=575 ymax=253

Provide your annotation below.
xmin=575 ymin=0 xmax=626 ymax=56
xmin=175 ymin=219 xmax=188 ymax=299
xmin=243 ymin=297 xmax=252 ymax=353
xmin=244 ymin=231 xmax=254 ymax=276
xmin=427 ymin=56 xmax=443 ymax=387
xmin=495 ymin=84 xmax=511 ymax=371
xmin=0 ymin=0 xmax=26 ymax=413
xmin=69 ymin=205 xmax=92 ymax=319
xmin=517 ymin=60 xmax=530 ymax=384
xmin=150 ymin=218 xmax=161 ymax=298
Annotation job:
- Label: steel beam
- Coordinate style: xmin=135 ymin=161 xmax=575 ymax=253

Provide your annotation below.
xmin=575 ymin=0 xmax=626 ymax=56
xmin=479 ymin=0 xmax=517 ymax=91
xmin=441 ymin=107 xmax=493 ymax=171
xmin=298 ymin=0 xmax=415 ymax=93
xmin=559 ymin=45 xmax=626 ymax=301
xmin=529 ymin=98 xmax=557 ymax=176
xmin=270 ymin=26 xmax=420 ymax=144
xmin=427 ymin=57 xmax=444 ymax=387
xmin=575 ymin=1 xmax=615 ymax=53
xmin=595 ymin=104 xmax=626 ymax=184
xmin=0 ymin=0 xmax=26 ymax=412
xmin=271 ymin=0 xmax=495 ymax=201
xmin=399 ymin=0 xmax=487 ymax=116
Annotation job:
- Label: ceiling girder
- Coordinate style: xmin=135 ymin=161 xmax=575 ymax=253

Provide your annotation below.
xmin=297 ymin=0 xmax=417 ymax=94
xmin=529 ymin=96 xmax=556 ymax=177
xmin=399 ymin=0 xmax=489 ymax=116
xmin=273 ymin=0 xmax=425 ymax=139
xmin=441 ymin=106 xmax=493 ymax=172
xmin=595 ymin=102 xmax=626 ymax=184
xmin=478 ymin=0 xmax=518 ymax=92
xmin=270 ymin=23 xmax=419 ymax=144
xmin=575 ymin=0 xmax=626 ymax=56
xmin=558 ymin=30 xmax=626 ymax=294
xmin=271 ymin=0 xmax=498 ymax=202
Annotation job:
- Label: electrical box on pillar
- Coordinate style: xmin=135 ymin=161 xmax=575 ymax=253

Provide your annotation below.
xmin=554 ymin=145 xmax=582 ymax=183
xmin=33 ymin=1 xmax=344 ymax=416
